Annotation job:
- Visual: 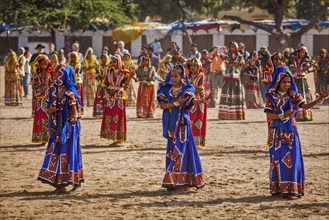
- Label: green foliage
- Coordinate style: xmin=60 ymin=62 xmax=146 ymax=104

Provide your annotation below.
xmin=133 ymin=0 xmax=223 ymax=22
xmin=0 ymin=0 xmax=132 ymax=32
xmin=295 ymin=0 xmax=329 ymax=20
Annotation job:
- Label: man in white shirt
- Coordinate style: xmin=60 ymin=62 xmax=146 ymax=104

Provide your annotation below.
xmin=151 ymin=39 xmax=163 ymax=59
xmin=187 ymin=43 xmax=201 ymax=60
xmin=115 ymin=41 xmax=129 ymax=58
xmin=23 ymin=47 xmax=31 ymax=97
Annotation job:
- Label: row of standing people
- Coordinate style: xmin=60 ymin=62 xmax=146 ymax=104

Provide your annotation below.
xmin=34 ymin=58 xmax=328 ymax=196
xmin=3 ymin=41 xmax=328 ymax=196
xmin=34 ymin=55 xmax=213 ymax=192
xmin=4 ymin=42 xmax=329 ymax=145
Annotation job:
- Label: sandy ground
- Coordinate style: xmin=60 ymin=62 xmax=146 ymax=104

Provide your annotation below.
xmin=0 ymin=66 xmax=328 ymax=219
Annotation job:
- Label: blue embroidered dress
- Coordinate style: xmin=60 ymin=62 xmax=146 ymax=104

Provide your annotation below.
xmin=37 ymin=65 xmax=84 ymax=187
xmin=157 ymin=67 xmax=205 ymax=189
xmin=264 ymin=66 xmax=305 ymax=196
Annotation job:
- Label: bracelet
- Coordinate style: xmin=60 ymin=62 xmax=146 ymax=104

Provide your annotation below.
xmin=278 ymin=113 xmax=284 ymax=120
xmin=173 ymin=101 xmax=180 ymax=107
xmin=166 ymin=103 xmax=170 ymax=109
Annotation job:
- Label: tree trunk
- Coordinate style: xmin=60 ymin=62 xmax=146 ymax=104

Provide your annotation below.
xmin=6 ymin=29 xmax=10 ymax=50
xmin=176 ymin=0 xmax=192 ymax=45
xmin=181 ymin=20 xmax=193 ymax=45
xmin=50 ymin=29 xmax=56 ymax=45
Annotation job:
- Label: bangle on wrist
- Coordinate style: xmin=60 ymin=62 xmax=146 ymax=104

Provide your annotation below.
xmin=166 ymin=103 xmax=170 ymax=109
xmin=173 ymin=101 xmax=180 ymax=107
xmin=278 ymin=113 xmax=284 ymax=120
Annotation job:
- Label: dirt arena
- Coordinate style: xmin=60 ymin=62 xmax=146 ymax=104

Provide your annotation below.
xmin=0 ymin=67 xmax=328 ymax=219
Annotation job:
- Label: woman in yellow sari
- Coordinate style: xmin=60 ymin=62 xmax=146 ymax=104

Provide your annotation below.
xmin=122 ymin=51 xmax=137 ymax=107
xmin=82 ymin=47 xmax=97 ymax=107
xmin=5 ymin=49 xmax=22 ymax=106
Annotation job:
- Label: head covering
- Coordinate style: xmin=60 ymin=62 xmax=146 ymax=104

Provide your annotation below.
xmin=139 ymin=55 xmax=151 ymax=67
xmin=51 ymin=53 xmax=59 ymax=67
xmin=266 ymin=66 xmax=298 ymax=95
xmin=36 ymin=55 xmax=54 ymax=74
xmin=160 ymin=54 xmax=172 ymax=64
xmin=67 ymin=52 xmax=81 ymax=71
xmin=5 ymin=50 xmax=17 ymax=71
xmin=283 ymin=48 xmax=290 ymax=54
xmin=296 ymin=46 xmax=311 ymax=59
xmin=62 ymin=65 xmax=81 ymax=104
xmin=100 ymin=54 xmax=110 ymax=66
xmin=266 ymin=66 xmax=298 ymax=133
xmin=123 ymin=51 xmax=131 ymax=57
xmin=35 ymin=44 xmax=45 ymax=50
xmin=19 ymin=47 xmax=25 ymax=54
xmin=186 ymin=58 xmax=202 ymax=74
xmin=111 ymin=54 xmax=124 ymax=71
xmin=270 ymin=52 xmax=285 ymax=67
xmin=84 ymin=47 xmax=93 ymax=58
xmin=248 ymin=51 xmax=258 ymax=59
xmin=49 ymin=65 xmax=81 ymax=143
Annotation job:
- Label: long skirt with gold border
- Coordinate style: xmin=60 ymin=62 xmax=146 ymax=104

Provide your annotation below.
xmin=244 ymin=79 xmax=264 ymax=109
xmin=5 ymin=75 xmax=22 ymax=106
xmin=136 ymin=83 xmax=156 ymax=118
xmin=218 ymin=75 xmax=245 ymax=119
xmin=268 ymin=125 xmax=305 ymax=196
xmin=32 ymin=98 xmax=49 ymax=143
xmin=37 ymin=121 xmax=84 ymax=187
xmin=83 ymin=73 xmax=96 ymax=107
xmin=100 ymin=98 xmax=127 ymax=142
xmin=189 ymin=92 xmax=207 ymax=146
xmin=93 ymin=86 xmax=106 ymax=118
xmin=162 ymin=124 xmax=205 ymax=189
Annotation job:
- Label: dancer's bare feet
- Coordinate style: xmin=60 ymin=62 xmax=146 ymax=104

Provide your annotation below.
xmin=70 ymin=185 xmax=83 ymax=192
xmin=52 ymin=186 xmax=66 ymax=193
xmin=167 ymin=186 xmax=190 ymax=193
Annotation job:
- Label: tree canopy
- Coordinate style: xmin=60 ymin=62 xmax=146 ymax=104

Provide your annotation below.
xmin=0 ymin=0 xmax=327 ymax=36
xmin=0 ymin=0 xmax=132 ymax=32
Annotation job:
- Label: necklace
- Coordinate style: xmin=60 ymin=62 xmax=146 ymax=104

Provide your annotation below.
xmin=172 ymin=86 xmax=182 ymax=92
xmin=277 ymin=90 xmax=287 ymax=97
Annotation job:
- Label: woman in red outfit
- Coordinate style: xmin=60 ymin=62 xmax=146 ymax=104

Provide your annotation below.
xmin=186 ymin=58 xmax=208 ymax=146
xmin=100 ymin=55 xmax=130 ymax=146
xmin=32 ymin=55 xmax=53 ymax=143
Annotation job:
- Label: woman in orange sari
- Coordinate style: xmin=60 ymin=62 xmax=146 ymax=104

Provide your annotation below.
xmin=100 ymin=55 xmax=130 ymax=145
xmin=32 ymin=56 xmax=54 ymax=143
xmin=82 ymin=47 xmax=97 ymax=107
xmin=135 ymin=56 xmax=160 ymax=118
xmin=4 ymin=49 xmax=22 ymax=106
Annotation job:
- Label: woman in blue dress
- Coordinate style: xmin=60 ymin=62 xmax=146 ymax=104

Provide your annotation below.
xmin=264 ymin=66 xmax=327 ymax=198
xmin=157 ymin=64 xmax=212 ymax=191
xmin=37 ymin=65 xmax=84 ymax=193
